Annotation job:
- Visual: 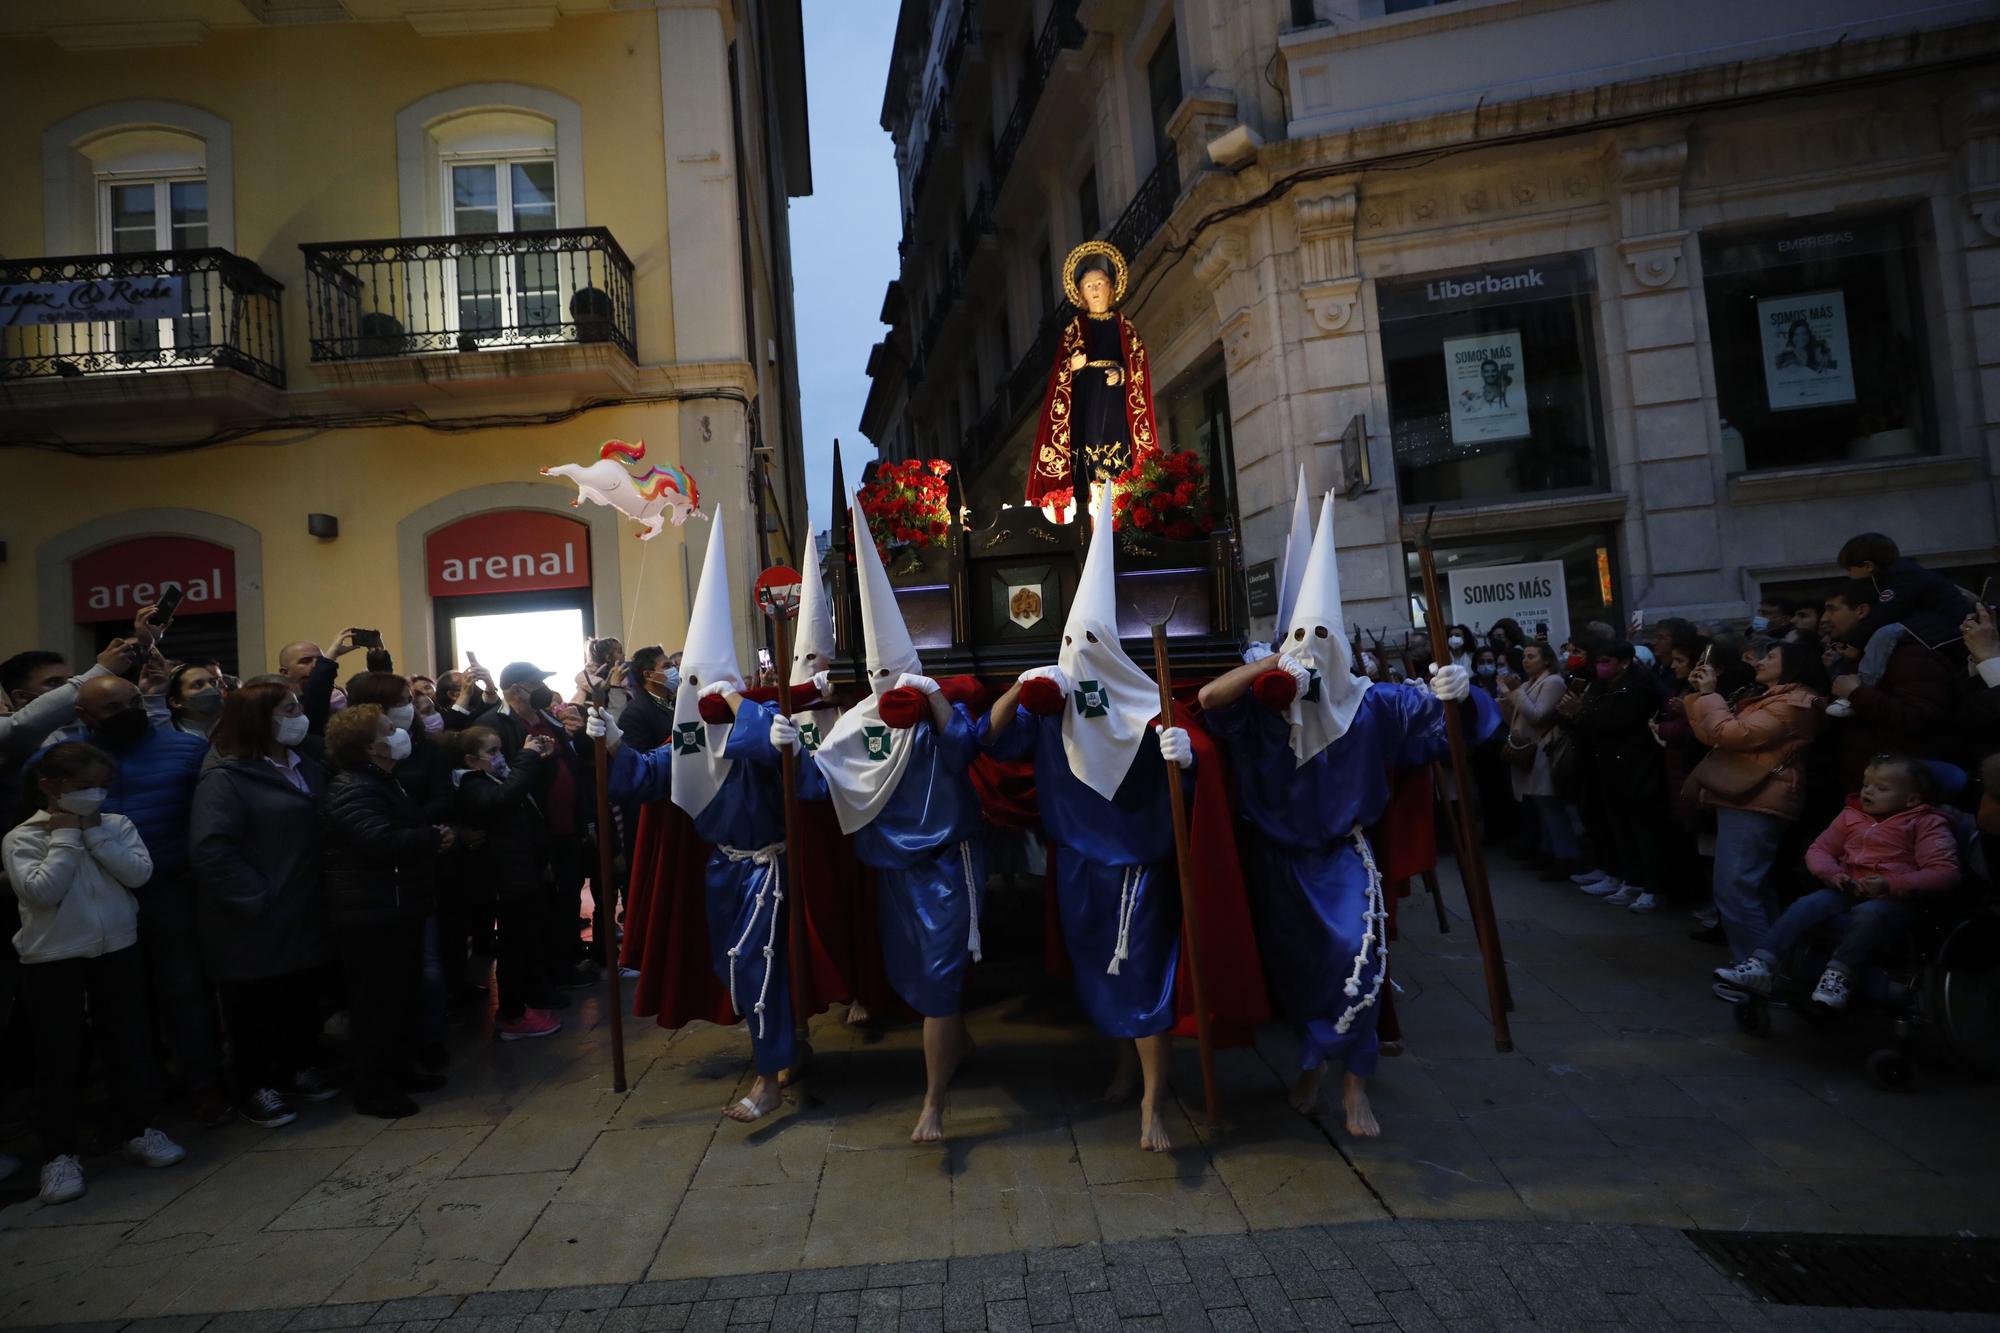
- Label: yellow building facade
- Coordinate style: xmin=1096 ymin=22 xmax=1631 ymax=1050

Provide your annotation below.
xmin=0 ymin=0 xmax=811 ymax=682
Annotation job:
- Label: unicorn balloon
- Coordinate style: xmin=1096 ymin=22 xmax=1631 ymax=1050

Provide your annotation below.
xmin=541 ymin=440 xmax=703 ymax=539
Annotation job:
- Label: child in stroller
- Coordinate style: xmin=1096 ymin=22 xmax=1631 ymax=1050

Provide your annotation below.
xmin=1715 ymin=754 xmax=1960 ymax=1008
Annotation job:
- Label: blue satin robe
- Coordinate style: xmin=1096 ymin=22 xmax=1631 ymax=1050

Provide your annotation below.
xmin=797 ymin=702 xmax=986 ymax=1016
xmin=610 ymin=701 xmax=795 ymax=1075
xmin=977 ymin=708 xmax=1182 ymax=1039
xmin=1205 ymin=685 xmax=1501 ymax=1078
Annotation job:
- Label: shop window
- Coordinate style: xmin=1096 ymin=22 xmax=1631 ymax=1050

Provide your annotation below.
xmin=1159 ymin=350 xmax=1236 ymax=526
xmin=1700 ymin=212 xmax=1936 ymax=473
xmin=1379 ymin=252 xmax=1606 ymax=507
xmin=1404 ymin=526 xmax=1618 ymax=649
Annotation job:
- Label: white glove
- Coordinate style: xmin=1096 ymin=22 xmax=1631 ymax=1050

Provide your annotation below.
xmin=1277 ymin=657 xmax=1312 ymax=691
xmin=769 ymin=715 xmax=800 ymax=753
xmin=697 ymin=679 xmax=737 ymax=700
xmin=585 ymin=706 xmax=622 ymax=751
xmin=896 ymin=673 xmax=940 ymax=695
xmin=811 ymin=670 xmax=831 ymax=695
xmin=1428 ymin=662 xmax=1471 ymax=703
xmin=1017 ymin=664 xmax=1070 ymax=694
xmin=1242 ymin=641 xmax=1273 ymax=665
xmin=1155 ymin=724 xmax=1194 ymax=769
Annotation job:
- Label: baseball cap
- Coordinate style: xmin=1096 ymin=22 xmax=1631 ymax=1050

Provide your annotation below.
xmin=498 ymin=661 xmax=556 ymax=690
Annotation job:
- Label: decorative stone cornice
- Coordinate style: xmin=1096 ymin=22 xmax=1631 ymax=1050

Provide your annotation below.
xmin=1612 ymin=137 xmax=1689 ymax=291
xmin=1293 ymin=187 xmax=1362 ymax=334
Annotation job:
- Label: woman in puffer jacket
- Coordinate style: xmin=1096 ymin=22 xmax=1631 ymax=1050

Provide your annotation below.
xmin=321 ymin=704 xmax=451 ymax=1119
xmin=1686 ymin=639 xmax=1828 ymax=965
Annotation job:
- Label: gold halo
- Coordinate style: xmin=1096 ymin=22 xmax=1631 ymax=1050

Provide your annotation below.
xmin=1062 ymin=240 xmax=1128 ymax=309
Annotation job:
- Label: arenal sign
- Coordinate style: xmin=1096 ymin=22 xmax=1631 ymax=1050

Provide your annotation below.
xmin=1 ymin=276 xmax=184 ymax=327
xmin=427 ymin=510 xmax=591 ymax=598
xmin=73 ymin=537 xmax=236 ymax=622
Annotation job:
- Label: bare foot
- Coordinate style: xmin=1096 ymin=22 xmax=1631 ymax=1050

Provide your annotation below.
xmin=723 ymin=1075 xmax=780 ymax=1123
xmin=777 ymin=1041 xmax=813 ymax=1089
xmin=1289 ymin=1066 xmax=1326 ymax=1115
xmin=1100 ymin=1045 xmax=1140 ymax=1104
xmin=910 ymin=1102 xmax=944 ymax=1143
xmin=1342 ymin=1072 xmax=1380 ymax=1138
xmin=1138 ymin=1102 xmax=1172 ymax=1153
xmin=845 ymin=1001 xmax=871 ymax=1026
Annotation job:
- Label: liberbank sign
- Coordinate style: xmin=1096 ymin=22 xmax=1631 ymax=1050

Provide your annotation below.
xmin=1379 ymin=254 xmax=1591 ymax=322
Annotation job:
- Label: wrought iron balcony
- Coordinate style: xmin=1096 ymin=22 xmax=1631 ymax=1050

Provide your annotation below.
xmin=0 ymin=248 xmax=284 ymax=388
xmin=299 ymin=227 xmax=635 ymax=363
xmin=1106 ymin=150 xmax=1181 ymax=267
xmin=958 ymin=185 xmax=995 ymax=260
xmin=992 ymin=0 xmax=1085 ymax=189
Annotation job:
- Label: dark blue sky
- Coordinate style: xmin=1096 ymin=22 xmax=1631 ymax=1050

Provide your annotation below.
xmin=793 ymin=0 xmax=900 ymax=534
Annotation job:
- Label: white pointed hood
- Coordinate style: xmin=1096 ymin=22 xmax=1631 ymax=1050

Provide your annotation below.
xmin=1278 ymin=491 xmax=1369 ymax=765
xmin=1058 ymin=484 xmax=1161 ymax=800
xmin=810 ymin=488 xmax=922 ymax=833
xmin=1272 ymin=466 xmax=1313 ymax=640
xmin=788 ymin=531 xmax=837 ymax=690
xmin=670 ymin=507 xmax=742 ymax=820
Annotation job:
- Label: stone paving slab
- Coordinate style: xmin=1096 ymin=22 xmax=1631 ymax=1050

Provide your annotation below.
xmin=5 ymin=859 xmax=1998 ymax=1325
xmin=6 ymin=1221 xmax=1985 ymax=1331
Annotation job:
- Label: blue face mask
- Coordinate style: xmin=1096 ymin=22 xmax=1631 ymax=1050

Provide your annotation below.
xmin=662 ymin=667 xmax=682 ymax=693
xmin=486 ymin=754 xmax=510 ymax=780
xmin=1476 ymin=663 xmax=1498 ymax=677
xmin=1750 ymin=615 xmax=1770 ymax=633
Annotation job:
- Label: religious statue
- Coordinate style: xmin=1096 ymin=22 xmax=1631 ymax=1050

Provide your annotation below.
xmin=1025 ymin=241 xmax=1162 ymax=511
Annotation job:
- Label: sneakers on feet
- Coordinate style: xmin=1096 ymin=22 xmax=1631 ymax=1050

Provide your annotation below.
xmin=1822 ymin=698 xmax=1854 ymax=719
xmin=1603 ymin=883 xmax=1642 ymax=906
xmin=1580 ymin=877 xmax=1625 ymax=897
xmin=239 ymin=1087 xmax=298 ymax=1128
xmin=1570 ymin=868 xmax=1610 ymax=886
xmin=1812 ymin=967 xmax=1851 ymax=1010
xmin=496 ymin=1008 xmax=562 ymax=1042
xmin=1691 ymin=906 xmax=1720 ymax=930
xmin=38 ymin=1154 xmax=84 ymax=1205
xmin=1627 ymin=891 xmax=1659 ymax=914
xmin=1714 ymin=956 xmax=1776 ymax=995
xmin=124 ymin=1128 xmax=186 ymax=1169
xmin=289 ymin=1067 xmax=341 ymax=1103
xmin=1712 ymin=980 xmax=1748 ymax=1002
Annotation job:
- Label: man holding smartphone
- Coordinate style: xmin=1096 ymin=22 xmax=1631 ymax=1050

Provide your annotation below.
xmin=276 ymin=629 xmax=373 ymax=736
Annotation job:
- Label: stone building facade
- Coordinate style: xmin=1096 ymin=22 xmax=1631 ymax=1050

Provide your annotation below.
xmin=861 ymin=0 xmax=2000 ymax=643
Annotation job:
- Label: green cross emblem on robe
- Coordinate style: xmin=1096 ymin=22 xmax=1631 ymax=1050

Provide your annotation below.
xmin=797 ymin=721 xmax=822 ymax=754
xmin=672 ymin=722 xmax=705 ymax=755
xmin=1075 ymin=680 xmax=1108 ymax=719
xmin=863 ymin=725 xmax=892 ymax=761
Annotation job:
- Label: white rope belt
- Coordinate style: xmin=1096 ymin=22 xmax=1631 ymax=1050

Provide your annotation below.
xmin=718 ymin=842 xmax=784 ymax=1038
xmin=1107 ymin=864 xmax=1143 ymax=976
xmin=958 ymin=839 xmax=983 ymax=962
xmin=1335 ymin=825 xmax=1388 ymax=1035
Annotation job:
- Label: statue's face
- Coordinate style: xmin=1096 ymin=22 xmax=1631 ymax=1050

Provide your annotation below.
xmin=1080 ymin=271 xmax=1113 ymax=314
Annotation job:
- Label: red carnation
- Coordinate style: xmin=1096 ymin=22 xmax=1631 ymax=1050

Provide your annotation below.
xmin=1132 ymin=507 xmax=1152 ymax=529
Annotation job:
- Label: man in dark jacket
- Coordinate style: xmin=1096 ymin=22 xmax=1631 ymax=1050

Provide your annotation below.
xmin=52 ymin=675 xmax=226 ymax=1119
xmin=480 ymin=663 xmax=594 ymax=985
xmin=279 ymin=630 xmax=368 ymax=737
xmin=1822 ymin=581 xmax=1955 ymax=793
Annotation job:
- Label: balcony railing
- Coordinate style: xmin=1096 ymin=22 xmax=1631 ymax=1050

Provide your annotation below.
xmin=0 ymin=248 xmax=285 ymax=388
xmin=299 ymin=227 xmax=635 ymax=363
xmin=992 ymin=0 xmax=1084 ymax=189
xmin=958 ymin=184 xmax=995 ymax=260
xmin=1106 ymin=150 xmax=1181 ymax=271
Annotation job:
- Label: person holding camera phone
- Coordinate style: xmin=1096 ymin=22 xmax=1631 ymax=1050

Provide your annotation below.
xmin=277 ymin=628 xmax=375 ymax=736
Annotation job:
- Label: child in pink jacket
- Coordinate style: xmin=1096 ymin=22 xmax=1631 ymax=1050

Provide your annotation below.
xmin=1714 ymin=754 xmax=1959 ymax=1009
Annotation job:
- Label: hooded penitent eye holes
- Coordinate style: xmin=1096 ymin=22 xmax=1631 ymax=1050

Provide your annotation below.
xmin=1294 ymin=628 xmax=1306 ymax=641
xmin=1316 ymin=626 xmax=1329 ymax=638
xmin=1087 ymin=631 xmax=1099 ymax=644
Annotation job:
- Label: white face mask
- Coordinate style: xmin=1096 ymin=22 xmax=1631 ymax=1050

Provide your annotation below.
xmin=385 ymin=703 xmax=416 ymax=730
xmin=1447 ymin=635 xmax=1466 ymax=649
xmin=384 ymin=727 xmax=412 ymax=762
xmin=57 ymin=787 xmax=107 ymax=817
xmin=273 ymin=712 xmax=309 ymax=747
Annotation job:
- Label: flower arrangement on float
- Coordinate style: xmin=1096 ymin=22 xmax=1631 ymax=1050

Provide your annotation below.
xmin=1034 ymin=449 xmax=1216 ymax=538
xmin=856 ymin=458 xmax=953 ymax=563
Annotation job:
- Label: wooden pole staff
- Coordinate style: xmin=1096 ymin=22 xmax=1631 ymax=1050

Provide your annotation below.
xmin=1145 ymin=613 xmax=1219 ymax=1125
xmin=1416 ymin=512 xmax=1514 ymax=1052
xmin=591 ymin=734 xmax=629 ymax=1092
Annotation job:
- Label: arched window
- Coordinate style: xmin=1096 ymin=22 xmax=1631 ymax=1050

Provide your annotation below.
xmin=42 ymin=101 xmax=235 ymax=254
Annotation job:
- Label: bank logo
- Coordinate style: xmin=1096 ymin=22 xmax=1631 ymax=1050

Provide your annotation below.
xmin=863 ymin=725 xmax=892 ymax=761
xmin=1075 ymin=680 xmax=1108 ymax=719
xmin=1427 ymin=268 xmax=1543 ymax=302
xmin=672 ymin=722 xmax=705 ymax=755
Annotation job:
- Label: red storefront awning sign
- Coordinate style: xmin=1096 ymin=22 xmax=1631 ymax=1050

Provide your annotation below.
xmin=427 ymin=510 xmax=592 ymax=598
xmin=72 ymin=537 xmax=237 ymax=623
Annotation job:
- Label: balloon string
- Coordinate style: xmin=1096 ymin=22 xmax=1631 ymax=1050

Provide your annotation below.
xmin=629 ymin=535 xmax=653 ymax=642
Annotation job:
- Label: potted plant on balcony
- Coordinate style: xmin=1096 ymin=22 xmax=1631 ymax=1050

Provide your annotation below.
xmin=570 ymin=286 xmax=615 ymax=345
xmin=858 ymin=458 xmax=956 ymax=583
xmin=1106 ymin=447 xmax=1217 ymax=568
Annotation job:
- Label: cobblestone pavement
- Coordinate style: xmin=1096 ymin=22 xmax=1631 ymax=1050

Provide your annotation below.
xmin=6 ymin=1222 xmax=1983 ymax=1333
xmin=3 ymin=859 xmax=1995 ymax=1328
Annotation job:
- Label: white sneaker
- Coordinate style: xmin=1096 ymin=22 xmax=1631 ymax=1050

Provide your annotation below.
xmin=1714 ymin=956 xmax=1776 ymax=995
xmin=1580 ymin=877 xmax=1624 ymax=898
xmin=124 ymin=1128 xmax=186 ymax=1169
xmin=1603 ymin=883 xmax=1642 ymax=906
xmin=1822 ymin=698 xmax=1853 ymax=719
xmin=1812 ymin=967 xmax=1851 ymax=1010
xmin=38 ymin=1155 xmax=85 ymax=1205
xmin=1570 ymin=869 xmax=1610 ymax=886
xmin=1691 ymin=906 xmax=1720 ymax=930
xmin=1628 ymin=892 xmax=1659 ymax=914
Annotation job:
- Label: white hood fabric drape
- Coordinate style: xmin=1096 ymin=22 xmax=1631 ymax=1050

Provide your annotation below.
xmin=811 ymin=490 xmax=922 ymax=833
xmin=670 ymin=508 xmax=741 ymax=820
xmin=1278 ymin=492 xmax=1370 ymax=766
xmin=1058 ymin=484 xmax=1161 ymax=801
xmin=788 ymin=531 xmax=837 ymax=690
xmin=1272 ymin=465 xmax=1313 ymax=641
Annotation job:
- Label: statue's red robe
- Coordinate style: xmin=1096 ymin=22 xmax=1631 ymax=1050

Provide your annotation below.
xmin=1024 ymin=313 xmax=1163 ymax=509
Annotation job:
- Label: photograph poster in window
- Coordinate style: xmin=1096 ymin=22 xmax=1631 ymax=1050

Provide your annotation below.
xmin=1758 ymin=289 xmax=1855 ymax=412
xmin=1443 ymin=330 xmax=1530 ymax=445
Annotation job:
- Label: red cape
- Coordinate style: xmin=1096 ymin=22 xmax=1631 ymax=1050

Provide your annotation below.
xmin=1024 ymin=313 xmax=1163 ymax=509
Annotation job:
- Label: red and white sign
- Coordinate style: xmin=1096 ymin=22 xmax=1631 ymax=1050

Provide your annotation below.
xmin=73 ymin=537 xmax=237 ymax=623
xmin=427 ymin=510 xmax=591 ymax=598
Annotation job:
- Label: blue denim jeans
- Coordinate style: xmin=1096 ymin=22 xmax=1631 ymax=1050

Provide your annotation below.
xmin=1712 ymin=808 xmax=1787 ymax=960
xmin=1532 ymin=795 xmax=1579 ymax=861
xmin=1753 ymin=887 xmax=1917 ymax=974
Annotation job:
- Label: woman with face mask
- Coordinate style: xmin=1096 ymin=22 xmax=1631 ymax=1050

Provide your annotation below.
xmin=1446 ymin=625 xmax=1477 ymax=670
xmin=4 ymin=742 xmax=186 ymax=1205
xmin=165 ymin=664 xmax=226 ymax=738
xmin=320 ymin=705 xmax=453 ymax=1119
xmin=188 ymin=680 xmax=331 ymax=1131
